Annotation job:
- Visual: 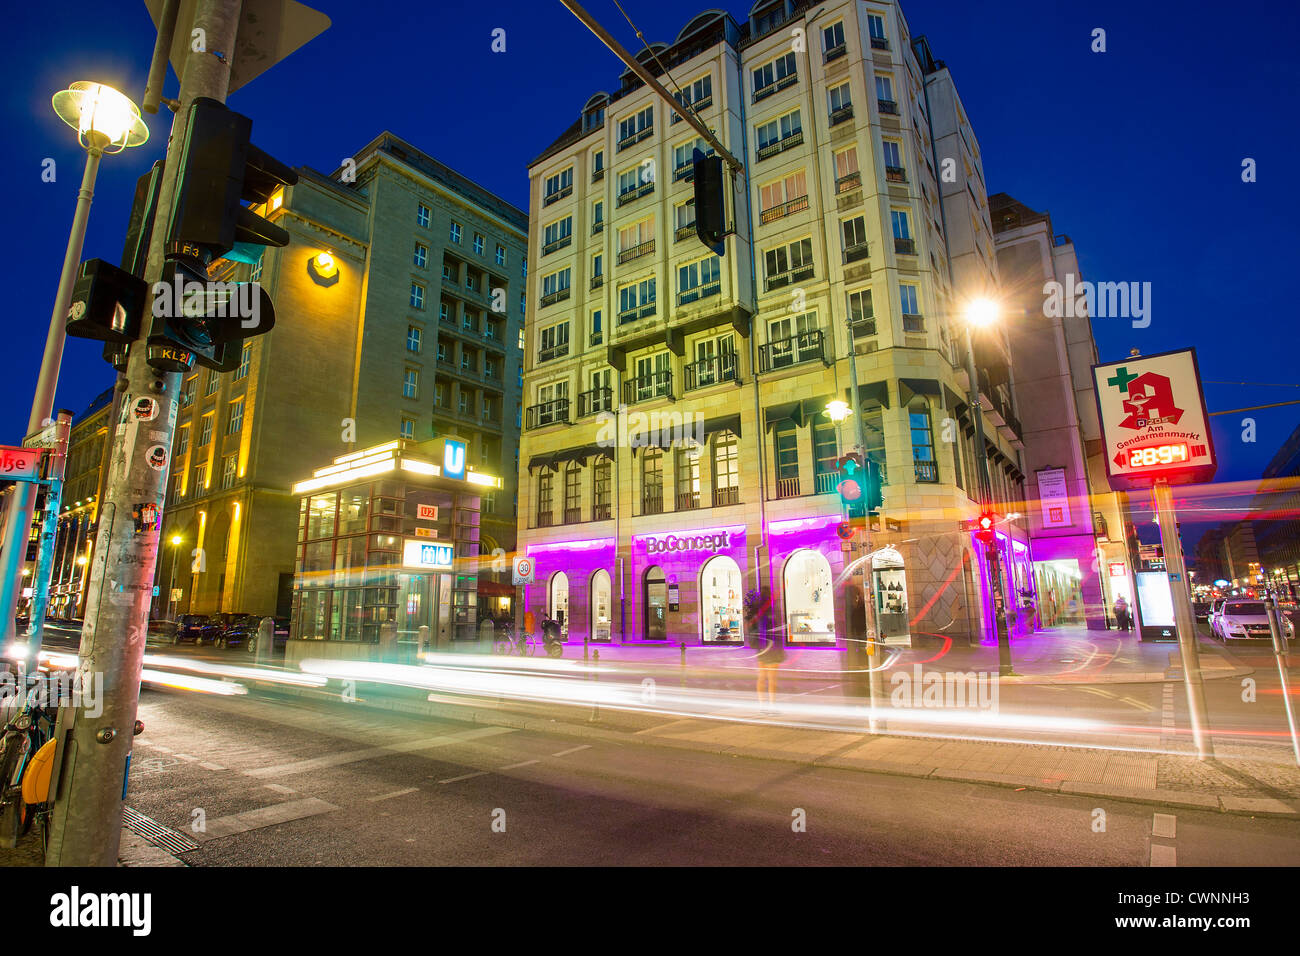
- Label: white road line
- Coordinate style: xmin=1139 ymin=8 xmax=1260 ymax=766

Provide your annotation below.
xmin=551 ymin=745 xmax=591 ymax=757
xmin=368 ymin=787 xmax=419 ymax=802
xmin=264 ymin=784 xmax=297 ymax=795
xmin=1150 ymin=844 xmax=1177 ymax=867
xmin=499 ymin=759 xmax=539 ymax=770
xmin=199 ymin=762 xmax=226 ymax=771
xmin=439 ymin=771 xmax=488 ymax=784
xmin=635 ymin=719 xmax=695 ymax=735
xmin=173 ymin=753 xmax=198 ymax=762
xmin=243 ymin=726 xmax=515 ymax=779
xmin=194 ymin=797 xmax=340 ymax=843
xmin=1152 ymin=813 xmax=1177 ymax=839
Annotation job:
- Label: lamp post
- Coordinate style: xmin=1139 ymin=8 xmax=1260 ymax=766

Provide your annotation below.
xmin=0 ymin=82 xmax=148 ymax=645
xmin=167 ymin=535 xmax=182 ymax=620
xmin=962 ymin=298 xmax=1014 ymax=676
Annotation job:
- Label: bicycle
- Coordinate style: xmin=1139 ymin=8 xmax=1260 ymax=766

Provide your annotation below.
xmin=492 ymin=626 xmax=536 ymax=656
xmin=0 ymin=673 xmax=60 ymax=851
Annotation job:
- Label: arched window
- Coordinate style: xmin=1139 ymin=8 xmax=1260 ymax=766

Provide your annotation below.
xmin=591 ymin=569 xmax=612 ymax=641
xmin=700 ymin=555 xmax=742 ymax=642
xmin=909 ymin=399 xmax=937 ymax=483
xmin=644 ymin=565 xmax=667 ymax=640
xmin=549 ymin=571 xmax=569 ymax=637
xmin=783 ymin=549 xmax=834 ymax=644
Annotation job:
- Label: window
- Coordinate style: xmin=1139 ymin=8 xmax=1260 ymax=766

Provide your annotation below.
xmin=400 ymin=418 xmax=415 ymax=440
xmin=868 ymin=13 xmax=888 ymax=46
xmin=407 ymin=325 xmax=422 ymax=353
xmin=617 ymin=165 xmax=652 ymax=202
xmin=882 ymin=140 xmax=904 ymax=178
xmin=834 ymin=145 xmax=860 ymax=191
xmin=823 ymin=21 xmax=846 ymax=57
xmin=675 ymin=446 xmax=700 ymax=509
xmin=713 ymin=431 xmax=740 ymax=506
xmin=465 ymin=271 xmax=478 ymax=292
xmin=458 ymin=391 xmax=469 ymax=414
xmin=774 ymin=423 xmax=799 ymax=496
xmin=590 ymin=309 xmax=603 ymax=344
xmin=592 ymin=252 xmax=604 ymax=281
xmin=417 ymin=203 xmax=430 ymax=228
xmin=617 ymin=216 xmax=655 ymax=261
xmin=437 ymin=342 xmax=447 ymax=362
xmin=181 ymin=377 xmax=196 ymax=408
xmin=592 ymin=460 xmax=611 ymax=520
xmin=198 ymin=415 xmax=213 ymax=446
xmin=755 ymin=109 xmax=802 ymax=157
xmin=759 ymin=169 xmax=808 ymax=222
xmin=891 ymin=209 xmax=912 ymax=240
xmin=461 ymin=351 xmax=475 ymax=373
xmin=221 ymin=454 xmax=238 ymax=490
xmin=463 ymin=308 xmax=477 ymax=332
xmin=205 ymin=370 xmax=220 ymax=396
xmin=414 ymin=243 xmax=428 ymax=268
xmin=410 ymin=283 xmax=425 ymax=309
xmin=442 ymin=262 xmax=455 ymax=282
xmin=564 ymin=465 xmax=581 ymax=522
xmin=235 ymin=343 xmax=251 ymax=380
xmin=403 ymin=368 xmax=419 ymax=399
xmin=541 ymin=267 xmax=571 ymax=305
xmin=495 ymin=244 xmax=506 ymax=266
xmin=537 ymin=472 xmax=554 ymax=527
xmin=617 ymin=106 xmax=654 ymax=148
xmin=864 ymin=403 xmax=888 ymax=483
xmin=473 ymin=234 xmax=484 ymax=255
xmin=875 ymin=74 xmax=896 ymax=112
xmin=593 ymin=149 xmax=604 ymax=176
xmin=674 ymin=198 xmax=696 ymax=236
xmin=592 ymin=199 xmax=604 ymax=232
xmin=641 ymin=448 xmax=664 ymax=514
xmin=765 ymin=311 xmax=820 ymax=369
xmin=192 ymin=463 xmax=207 ymax=493
xmin=226 ymin=398 xmax=243 ymax=435
xmin=584 ymin=104 xmax=606 ymax=132
xmin=900 ymin=283 xmax=920 ymax=316
xmin=677 ymin=255 xmax=721 ymax=304
xmin=812 ymin=415 xmax=838 ymax=491
xmin=618 ymin=277 xmax=656 ymax=322
xmin=910 ymin=400 xmax=937 ymax=482
xmin=544 ymin=167 xmax=574 ymax=205
xmin=848 ymin=288 xmax=875 ymax=335
xmin=439 ymin=302 xmax=450 ymax=323
xmin=435 ymin=383 xmax=446 ymax=407
xmin=539 ymin=321 xmax=570 ymax=361
xmin=250 ymin=255 xmax=263 ymax=282
xmin=828 ymin=82 xmax=852 ymax=122
xmin=842 ymin=215 xmax=868 ymax=262
xmin=543 ymin=216 xmax=573 ymax=255
xmin=764 ymin=237 xmax=814 ymax=289
xmin=672 ymin=74 xmax=713 ymax=121
xmin=176 ymin=425 xmax=189 ymax=457
xmin=450 ymin=221 xmax=462 ymax=244
xmin=673 ymin=137 xmax=711 ymax=179
xmin=753 ymin=51 xmax=796 ymax=99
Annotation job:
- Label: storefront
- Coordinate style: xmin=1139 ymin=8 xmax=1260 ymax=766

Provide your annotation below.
xmin=632 ymin=525 xmax=749 ymax=644
xmin=769 ymin=514 xmax=843 ymax=646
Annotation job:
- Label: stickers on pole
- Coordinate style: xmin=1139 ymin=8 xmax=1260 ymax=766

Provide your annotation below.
xmin=1091 ymin=348 xmax=1216 ymax=490
xmin=145 ymin=445 xmax=168 ymax=471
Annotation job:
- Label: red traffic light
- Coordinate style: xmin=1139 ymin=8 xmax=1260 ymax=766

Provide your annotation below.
xmin=837 ymin=478 xmax=862 ymax=502
xmin=977 ymin=512 xmax=995 ymax=532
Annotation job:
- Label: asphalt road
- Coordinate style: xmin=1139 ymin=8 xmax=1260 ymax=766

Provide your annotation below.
xmin=120 ymin=684 xmax=1300 ymax=866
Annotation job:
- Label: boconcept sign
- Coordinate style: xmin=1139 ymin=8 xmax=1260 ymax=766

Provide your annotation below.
xmin=643 ymin=531 xmax=732 ymax=555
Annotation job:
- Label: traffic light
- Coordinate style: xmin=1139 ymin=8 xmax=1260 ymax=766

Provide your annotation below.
xmin=692 ymin=147 xmax=726 ymax=256
xmin=66 ymin=259 xmax=148 ymax=345
xmin=975 ymin=511 xmax=996 ymax=546
xmin=862 ymin=458 xmax=883 ymax=514
xmin=837 ymin=453 xmax=866 ymax=519
xmin=147 ymin=97 xmax=296 ymax=373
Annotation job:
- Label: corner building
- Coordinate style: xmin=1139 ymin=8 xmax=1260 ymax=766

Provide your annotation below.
xmin=517 ymin=1 xmax=1031 ymax=648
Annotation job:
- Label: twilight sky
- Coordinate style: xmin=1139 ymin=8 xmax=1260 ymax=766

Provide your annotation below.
xmin=3 ymin=0 xmax=1296 ymax=505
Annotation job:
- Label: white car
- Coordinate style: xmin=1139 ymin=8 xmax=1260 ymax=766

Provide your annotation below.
xmin=1213 ymin=600 xmax=1294 ymax=642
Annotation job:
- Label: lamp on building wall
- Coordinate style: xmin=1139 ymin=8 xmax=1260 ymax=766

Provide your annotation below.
xmin=308 ymin=250 xmax=340 ymax=286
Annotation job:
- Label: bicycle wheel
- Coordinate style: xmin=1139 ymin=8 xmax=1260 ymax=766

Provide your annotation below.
xmin=0 ymin=738 xmax=25 ymax=850
xmin=522 ymin=638 xmax=536 ymax=657
xmin=493 ymin=637 xmax=512 ymax=655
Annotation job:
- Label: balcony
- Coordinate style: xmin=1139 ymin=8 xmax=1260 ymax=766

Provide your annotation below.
xmin=814 ymin=470 xmax=839 ymax=494
xmin=590 ymin=330 xmax=603 ymax=347
xmin=525 ymin=398 xmax=569 ymax=429
xmin=618 ymin=239 xmax=655 ymax=265
xmin=674 ymin=223 xmax=697 ymax=242
xmin=616 ymin=181 xmax=655 ymax=207
xmin=753 ymin=74 xmax=798 ymax=103
xmin=592 ymin=221 xmax=604 ymax=235
xmin=539 ymin=287 xmax=571 ymax=308
xmin=542 ymin=235 xmax=572 ymax=256
xmin=849 ymin=315 xmax=876 ymax=338
xmin=564 ymin=507 xmax=582 ymax=524
xmin=885 ymin=165 xmax=907 ymax=183
xmin=670 ymin=95 xmax=711 ymax=124
xmin=616 ymin=126 xmax=654 ymax=152
xmin=577 ymin=386 xmax=614 ymax=417
xmin=894 ymin=237 xmax=916 ymax=255
xmin=759 ymin=330 xmax=825 ymax=373
xmin=641 ymin=492 xmax=664 ymax=516
xmin=829 ymin=105 xmax=853 ymax=127
xmin=592 ymin=502 xmax=611 ymax=521
xmin=755 ymin=130 xmax=803 ymax=162
xmin=623 ymin=370 xmax=673 ymax=405
xmin=683 ymin=353 xmax=739 ymax=391
xmin=712 ymin=485 xmax=740 ymax=508
xmin=590 ymin=274 xmax=604 ymax=290
xmin=902 ymin=314 xmax=925 ymax=333
xmin=673 ymin=163 xmax=695 ymax=183
xmin=537 ymin=511 xmax=556 ymax=528
xmin=870 ymin=36 xmax=890 ymax=50
xmin=915 ymin=459 xmax=939 ymax=483
xmin=543 ymin=184 xmax=572 ymax=206
xmin=538 ymin=341 xmax=569 ymax=363
xmin=835 ymin=171 xmax=861 ymax=194
xmin=824 ymin=43 xmax=846 ymax=63
xmin=592 ymin=168 xmax=604 ymax=183
xmin=775 ymin=476 xmax=800 ymax=499
xmin=617 ymin=302 xmax=656 ymax=324
xmin=677 ymin=281 xmax=721 ymax=307
xmin=675 ymin=491 xmax=700 ymax=511
xmin=759 ymin=194 xmax=810 ymax=225
xmin=843 ymin=241 xmax=870 ymax=264
xmin=764 ymin=264 xmax=814 ymax=292
xmin=877 ymin=99 xmax=898 ymax=115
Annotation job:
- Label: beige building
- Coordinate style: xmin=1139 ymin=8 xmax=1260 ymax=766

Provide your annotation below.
xmin=516 ymin=0 xmax=1033 ymax=650
xmin=156 ymin=133 xmax=528 ymax=620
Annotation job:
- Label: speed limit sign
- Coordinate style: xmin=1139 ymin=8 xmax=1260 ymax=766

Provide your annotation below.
xmin=512 ymin=556 xmax=535 ymax=585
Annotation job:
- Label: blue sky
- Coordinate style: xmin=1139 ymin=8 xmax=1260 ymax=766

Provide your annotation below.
xmin=3 ymin=0 xmax=1296 ymax=496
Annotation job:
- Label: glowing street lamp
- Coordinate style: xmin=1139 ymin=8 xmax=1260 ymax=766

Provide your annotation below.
xmin=824 ymin=399 xmax=851 ymax=423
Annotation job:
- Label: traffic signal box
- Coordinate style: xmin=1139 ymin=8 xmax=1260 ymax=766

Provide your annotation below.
xmin=975 ymin=511 xmax=997 ymax=546
xmin=836 ymin=453 xmax=883 ymax=539
xmin=692 ymin=147 xmax=727 ymax=256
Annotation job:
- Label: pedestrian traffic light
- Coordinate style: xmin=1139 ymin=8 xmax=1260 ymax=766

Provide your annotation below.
xmin=837 ymin=452 xmax=866 ymax=519
xmin=975 ymin=511 xmax=996 ymax=546
xmin=65 ymin=259 xmax=148 ymax=345
xmin=147 ymin=258 xmax=275 ymax=373
xmin=692 ymin=147 xmax=727 ymax=256
xmin=862 ymin=458 xmax=883 ymax=514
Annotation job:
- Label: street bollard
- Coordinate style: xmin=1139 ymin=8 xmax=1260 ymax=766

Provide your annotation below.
xmin=680 ymin=641 xmax=686 ymax=688
xmin=419 ymin=625 xmax=431 ymax=659
xmin=379 ymin=621 xmax=397 ymax=663
xmin=589 ymin=648 xmax=600 ymax=722
xmin=256 ymin=616 xmax=274 ymax=666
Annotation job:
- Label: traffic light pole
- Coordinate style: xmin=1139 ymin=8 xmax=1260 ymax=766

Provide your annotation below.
xmin=846 ymin=329 xmax=884 ymax=729
xmin=45 ymin=0 xmax=245 ymax=866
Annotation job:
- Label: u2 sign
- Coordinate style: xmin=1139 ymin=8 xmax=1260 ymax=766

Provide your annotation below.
xmin=0 ymin=445 xmax=44 ymax=481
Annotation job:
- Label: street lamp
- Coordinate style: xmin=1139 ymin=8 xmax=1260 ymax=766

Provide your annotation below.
xmin=168 ymin=535 xmax=182 ymax=621
xmin=961 ymin=297 xmax=1014 ymax=676
xmin=0 ymin=82 xmax=148 ymax=646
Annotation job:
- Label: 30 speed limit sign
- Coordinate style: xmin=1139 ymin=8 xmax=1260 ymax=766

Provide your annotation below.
xmin=512 ymin=556 xmax=535 ymax=585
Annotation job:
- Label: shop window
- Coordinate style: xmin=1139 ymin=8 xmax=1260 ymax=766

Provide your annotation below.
xmin=784 ymin=549 xmax=834 ymax=644
xmin=701 ymin=555 xmax=742 ymax=643
xmin=591 ymin=569 xmax=612 ymax=642
xmin=644 ymin=565 xmax=667 ymax=640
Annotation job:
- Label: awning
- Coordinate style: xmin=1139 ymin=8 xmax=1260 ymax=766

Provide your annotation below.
xmin=764 ymin=401 xmax=804 ymax=431
xmin=527 ymin=453 xmax=560 ymax=473
xmin=943 ymin=386 xmax=965 ymax=415
xmin=528 ymin=445 xmax=604 ymax=472
xmin=701 ymin=413 xmax=741 ymax=440
xmin=845 ymin=380 xmax=890 ymax=410
xmin=477 ymin=580 xmax=515 ymax=597
xmin=898 ymin=378 xmax=942 ymax=405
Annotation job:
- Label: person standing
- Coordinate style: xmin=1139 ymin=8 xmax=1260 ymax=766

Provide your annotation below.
xmin=753 ymin=631 xmax=785 ymax=713
xmin=1113 ymin=596 xmax=1131 ymax=631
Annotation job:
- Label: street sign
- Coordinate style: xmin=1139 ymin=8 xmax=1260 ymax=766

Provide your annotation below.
xmin=0 ymin=445 xmax=44 ymax=481
xmin=401 ymin=539 xmax=454 ymax=571
xmin=1092 ymin=348 xmax=1216 ymax=490
xmin=512 ymin=556 xmax=535 ymax=586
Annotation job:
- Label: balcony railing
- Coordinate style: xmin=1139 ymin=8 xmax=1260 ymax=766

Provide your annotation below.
xmin=902 ymin=314 xmax=925 ymax=333
xmin=577 ymin=386 xmax=614 ymax=417
xmin=675 ymin=491 xmax=700 ymax=511
xmin=590 ymin=274 xmax=604 ymax=291
xmin=870 ymin=36 xmax=890 ymax=50
xmin=915 ymin=459 xmax=939 ymax=483
xmin=618 ymin=239 xmax=655 ymax=264
xmin=814 ymin=470 xmax=839 ymax=494
xmin=542 ymin=235 xmax=572 ymax=256
xmin=829 ymin=105 xmax=854 ymax=126
xmin=849 ymin=315 xmax=877 ymax=338
xmin=776 ymin=476 xmax=800 ymax=499
xmin=537 ymin=511 xmax=555 ymax=528
xmin=674 ymin=223 xmax=697 ymax=242
xmin=885 ymin=165 xmax=907 ymax=183
xmin=764 ymin=264 xmax=814 ymax=292
xmin=616 ymin=182 xmax=655 ymax=207
xmin=539 ymin=287 xmax=571 ymax=308
xmin=683 ymin=352 xmax=739 ymax=391
xmin=894 ymin=237 xmax=916 ymax=255
xmin=592 ymin=502 xmax=611 ymax=521
xmin=877 ymin=99 xmax=898 ymax=115
xmin=824 ymin=43 xmax=846 ymax=63
xmin=712 ymin=485 xmax=740 ymax=508
xmin=617 ymin=302 xmax=656 ymax=324
xmin=592 ymin=221 xmax=604 ymax=235
xmin=641 ymin=492 xmax=664 ymax=516
xmin=623 ymin=370 xmax=673 ymax=405
xmin=670 ymin=95 xmax=712 ymax=123
xmin=835 ymin=171 xmax=861 ymax=193
xmin=677 ymin=281 xmax=721 ymax=307
xmin=758 ymin=329 xmax=824 ymax=372
xmin=752 ymin=74 xmax=797 ymax=103
xmin=525 ymin=398 xmax=569 ymax=429
xmin=543 ymin=184 xmax=572 ymax=206
xmin=759 ymin=194 xmax=810 ymax=225
xmin=755 ymin=130 xmax=803 ymax=162
xmin=843 ymin=241 xmax=869 ymax=264
xmin=538 ymin=342 xmax=570 ymax=363
xmin=592 ymin=168 xmax=605 ymax=182
xmin=564 ymin=507 xmax=582 ymax=524
xmin=673 ymin=163 xmax=695 ymax=183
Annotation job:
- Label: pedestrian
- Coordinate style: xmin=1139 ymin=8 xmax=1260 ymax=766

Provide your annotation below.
xmin=1113 ymin=596 xmax=1130 ymax=631
xmin=752 ymin=630 xmax=785 ymax=713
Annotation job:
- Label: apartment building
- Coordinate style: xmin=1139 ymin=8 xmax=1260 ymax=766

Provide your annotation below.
xmin=516 ymin=0 xmax=1032 ymax=649
xmin=157 ymin=133 xmax=528 ymax=619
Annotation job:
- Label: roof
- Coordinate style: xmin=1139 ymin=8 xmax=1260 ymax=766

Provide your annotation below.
xmin=72 ymin=387 xmax=114 ymax=427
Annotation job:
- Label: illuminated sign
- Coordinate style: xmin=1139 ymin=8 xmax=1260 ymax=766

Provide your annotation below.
xmin=417 ymin=504 xmax=438 ymax=520
xmin=642 ymin=531 xmax=731 ymax=555
xmin=443 ymin=439 xmax=466 ymax=480
xmin=401 ymin=539 xmax=453 ymax=570
xmin=1092 ymin=348 xmax=1215 ymax=490
xmin=414 ymin=528 xmax=438 ymax=538
xmin=0 ymin=445 xmax=43 ymax=481
xmin=1108 ymin=563 xmax=1127 ymax=578
xmin=1036 ymin=467 xmax=1072 ymax=528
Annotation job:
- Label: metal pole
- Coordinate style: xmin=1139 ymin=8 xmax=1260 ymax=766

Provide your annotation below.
xmin=1151 ymin=478 xmax=1213 ymax=760
xmin=168 ymin=542 xmax=179 ymax=620
xmin=963 ymin=324 xmax=1012 ymax=675
xmin=45 ymin=0 xmax=244 ymax=866
xmin=23 ymin=413 xmax=73 ymax=663
xmin=1265 ymin=592 xmax=1300 ymax=765
xmin=845 ymin=330 xmax=883 ymax=729
xmin=0 ymin=148 xmax=103 ymax=642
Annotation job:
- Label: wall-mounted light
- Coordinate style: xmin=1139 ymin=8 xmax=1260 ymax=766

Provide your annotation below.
xmin=308 ymin=250 xmax=340 ymax=287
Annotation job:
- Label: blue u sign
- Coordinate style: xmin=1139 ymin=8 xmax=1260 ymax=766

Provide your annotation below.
xmin=421 ymin=543 xmax=453 ymax=569
xmin=443 ymin=439 xmax=466 ymax=480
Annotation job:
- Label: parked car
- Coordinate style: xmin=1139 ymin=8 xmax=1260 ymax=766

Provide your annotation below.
xmin=1192 ymin=600 xmax=1212 ymax=622
xmin=214 ymin=613 xmax=259 ymax=649
xmin=146 ymin=619 xmax=178 ymax=644
xmin=1212 ymin=600 xmax=1294 ymax=642
xmin=175 ymin=614 xmax=218 ymax=645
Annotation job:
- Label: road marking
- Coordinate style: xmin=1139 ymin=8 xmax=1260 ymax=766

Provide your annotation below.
xmin=439 ymin=771 xmax=488 ymax=784
xmin=551 ymin=745 xmax=591 ymax=757
xmin=635 ymin=719 xmax=694 ymax=735
xmin=1118 ymin=697 xmax=1155 ymax=712
xmin=264 ymin=784 xmax=297 ymax=795
xmin=173 ymin=753 xmax=198 ymax=762
xmin=195 ymin=797 xmax=340 ymax=842
xmin=368 ymin=787 xmax=419 ymax=802
xmin=199 ymin=762 xmax=226 ymax=771
xmin=150 ymin=745 xmax=173 ymax=754
xmin=1152 ymin=813 xmax=1177 ymax=839
xmin=243 ymin=726 xmax=514 ymax=778
xmin=1150 ymin=844 xmax=1176 ymax=867
xmin=500 ymin=759 xmax=539 ymax=770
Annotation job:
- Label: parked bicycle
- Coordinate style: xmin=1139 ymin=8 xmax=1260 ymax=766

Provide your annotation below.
xmin=0 ymin=670 xmax=61 ymax=851
xmin=492 ymin=624 xmax=535 ymax=656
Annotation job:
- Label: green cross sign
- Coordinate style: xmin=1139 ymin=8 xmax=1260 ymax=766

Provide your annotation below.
xmin=1107 ymin=366 xmax=1139 ymax=392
